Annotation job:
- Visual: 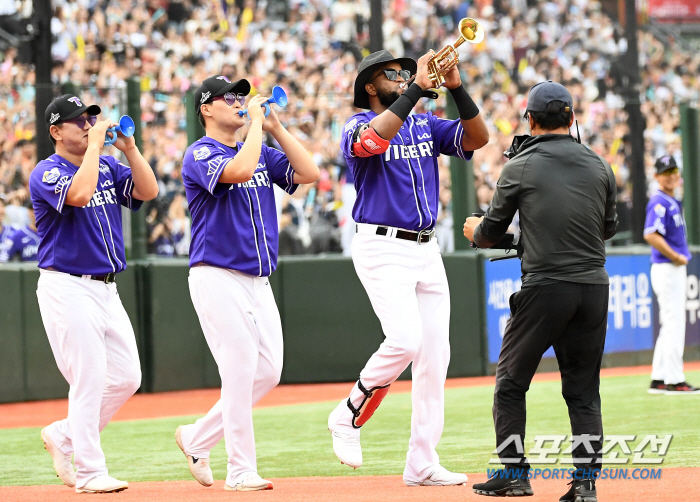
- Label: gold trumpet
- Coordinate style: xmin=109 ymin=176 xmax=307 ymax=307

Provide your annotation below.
xmin=427 ymin=18 xmax=484 ymax=87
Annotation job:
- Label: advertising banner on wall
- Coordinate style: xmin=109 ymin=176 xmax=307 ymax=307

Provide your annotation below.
xmin=482 ymin=253 xmax=696 ymax=364
xmin=647 ymin=0 xmax=700 ymax=22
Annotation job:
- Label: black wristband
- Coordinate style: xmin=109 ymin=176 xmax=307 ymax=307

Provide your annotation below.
xmin=448 ymin=85 xmax=480 ymax=120
xmin=387 ymin=83 xmax=424 ymax=122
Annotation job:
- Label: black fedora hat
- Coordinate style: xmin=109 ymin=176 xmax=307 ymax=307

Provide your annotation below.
xmin=353 ymin=50 xmax=417 ymax=109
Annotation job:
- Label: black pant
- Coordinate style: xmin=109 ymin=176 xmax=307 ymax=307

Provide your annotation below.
xmin=493 ymin=281 xmax=608 ymax=473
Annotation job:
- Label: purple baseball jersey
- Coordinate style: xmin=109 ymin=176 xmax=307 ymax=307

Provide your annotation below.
xmin=182 ymin=137 xmax=297 ymax=277
xmin=29 ymin=154 xmax=143 ymax=274
xmin=644 ymin=190 xmax=691 ymax=264
xmin=0 ymin=225 xmax=40 ymax=262
xmin=341 ymin=111 xmax=472 ymax=231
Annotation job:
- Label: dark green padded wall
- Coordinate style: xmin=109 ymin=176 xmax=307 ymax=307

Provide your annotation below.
xmin=0 ymin=267 xmax=25 ymax=402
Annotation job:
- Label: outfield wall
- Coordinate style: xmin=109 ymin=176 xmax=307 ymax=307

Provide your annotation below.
xmin=1 ymin=247 xmax=699 ymax=403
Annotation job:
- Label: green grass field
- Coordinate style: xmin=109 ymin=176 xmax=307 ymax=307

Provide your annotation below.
xmin=1 ymin=371 xmax=698 ymax=486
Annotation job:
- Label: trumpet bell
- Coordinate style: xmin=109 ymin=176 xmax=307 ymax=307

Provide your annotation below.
xmin=458 ymin=18 xmax=484 ymax=45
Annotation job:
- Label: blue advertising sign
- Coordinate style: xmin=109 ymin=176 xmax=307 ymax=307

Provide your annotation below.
xmin=484 ymin=255 xmax=655 ymax=364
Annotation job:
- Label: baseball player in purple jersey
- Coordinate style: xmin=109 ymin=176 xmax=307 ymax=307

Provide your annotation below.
xmin=644 ymin=155 xmax=699 ymax=394
xmin=31 ymin=94 xmax=159 ymax=493
xmin=174 ymin=76 xmax=319 ymax=491
xmin=327 ymin=50 xmax=488 ymax=485
xmin=0 ymin=198 xmax=11 ymax=248
xmin=0 ymin=199 xmax=39 ymax=262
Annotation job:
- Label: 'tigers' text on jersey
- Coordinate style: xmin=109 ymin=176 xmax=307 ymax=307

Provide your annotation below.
xmin=384 ymin=141 xmax=435 ymax=161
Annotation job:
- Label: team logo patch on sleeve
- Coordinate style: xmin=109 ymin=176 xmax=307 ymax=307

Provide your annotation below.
xmin=99 ymin=163 xmax=110 ymax=174
xmin=344 ymin=118 xmax=358 ymax=133
xmin=654 ymin=203 xmax=666 ymax=217
xmin=194 ymin=146 xmax=212 ymax=161
xmin=42 ymin=168 xmax=61 ymax=184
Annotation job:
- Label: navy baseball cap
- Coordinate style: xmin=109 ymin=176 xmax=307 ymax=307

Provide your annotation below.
xmin=655 ymin=155 xmax=678 ymax=174
xmin=194 ymin=76 xmax=251 ymax=114
xmin=525 ymin=81 xmax=573 ymax=116
xmin=45 ymin=95 xmax=101 ymax=129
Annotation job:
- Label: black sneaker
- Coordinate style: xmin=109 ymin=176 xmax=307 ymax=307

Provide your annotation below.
xmin=665 ymin=382 xmax=700 ymax=394
xmin=473 ymin=470 xmax=533 ymax=497
xmin=560 ymin=479 xmax=597 ymax=502
xmin=648 ymin=380 xmax=666 ymax=394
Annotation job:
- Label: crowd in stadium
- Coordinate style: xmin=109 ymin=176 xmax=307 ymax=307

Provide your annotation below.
xmin=0 ymin=0 xmax=698 ymax=261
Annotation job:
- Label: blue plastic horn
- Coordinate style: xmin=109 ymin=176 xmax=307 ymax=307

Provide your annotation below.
xmin=104 ymin=115 xmax=136 ymax=146
xmin=238 ymin=86 xmax=288 ymax=119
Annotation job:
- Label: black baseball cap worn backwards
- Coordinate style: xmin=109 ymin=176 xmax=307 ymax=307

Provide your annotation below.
xmin=45 ymin=95 xmax=101 ymax=129
xmin=353 ymin=50 xmax=418 ymax=109
xmin=525 ymin=81 xmax=573 ymax=116
xmin=194 ymin=76 xmax=251 ymax=114
xmin=655 ymin=155 xmax=678 ymax=174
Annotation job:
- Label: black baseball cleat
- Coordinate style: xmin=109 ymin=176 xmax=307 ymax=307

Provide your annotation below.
xmin=665 ymin=382 xmax=700 ymax=394
xmin=473 ymin=470 xmax=533 ymax=497
xmin=560 ymin=479 xmax=597 ymax=502
xmin=648 ymin=380 xmax=666 ymax=394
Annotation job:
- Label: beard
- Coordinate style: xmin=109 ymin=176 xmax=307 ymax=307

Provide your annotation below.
xmin=377 ymin=88 xmax=401 ymax=107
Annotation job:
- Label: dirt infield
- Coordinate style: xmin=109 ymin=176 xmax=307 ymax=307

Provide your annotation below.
xmin=3 ymin=362 xmax=699 ymax=429
xmin=1 ymin=469 xmax=696 ymax=502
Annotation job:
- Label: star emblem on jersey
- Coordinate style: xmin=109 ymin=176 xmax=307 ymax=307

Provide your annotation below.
xmin=42 ymin=167 xmax=61 ymax=184
xmin=193 ymin=146 xmax=211 ymax=161
xmin=99 ymin=163 xmax=110 ymax=174
xmin=415 ymin=118 xmax=429 ymax=126
xmin=67 ymin=97 xmax=83 ymax=107
xmin=50 ymin=113 xmax=60 ymax=124
xmin=200 ymin=91 xmax=211 ymax=104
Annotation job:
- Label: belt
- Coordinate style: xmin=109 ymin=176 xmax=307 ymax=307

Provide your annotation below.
xmin=356 ymin=223 xmax=435 ymax=244
xmin=69 ymin=272 xmax=117 ymax=284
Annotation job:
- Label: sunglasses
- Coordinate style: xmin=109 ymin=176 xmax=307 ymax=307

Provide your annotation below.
xmin=60 ymin=115 xmax=98 ymax=129
xmin=660 ymin=168 xmax=679 ymax=175
xmin=373 ymin=68 xmax=412 ymax=83
xmin=211 ymin=92 xmax=247 ymax=107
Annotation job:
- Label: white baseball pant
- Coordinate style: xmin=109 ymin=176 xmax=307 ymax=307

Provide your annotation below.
xmin=650 ymin=262 xmax=687 ymax=385
xmin=182 ymin=265 xmax=283 ymax=486
xmin=329 ymin=228 xmax=451 ymax=482
xmin=36 ymin=270 xmax=141 ymax=488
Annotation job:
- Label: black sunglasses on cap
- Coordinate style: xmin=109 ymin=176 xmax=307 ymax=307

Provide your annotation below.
xmin=372 ymin=68 xmax=412 ymax=83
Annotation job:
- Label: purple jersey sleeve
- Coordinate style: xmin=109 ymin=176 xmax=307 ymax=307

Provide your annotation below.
xmin=263 ymin=145 xmax=298 ymax=194
xmin=644 ymin=199 xmax=668 ymax=236
xmin=184 ymin=141 xmax=234 ymax=198
xmin=430 ymin=115 xmax=473 ymax=160
xmin=29 ymin=160 xmax=75 ymax=214
xmin=340 ymin=115 xmax=370 ymax=160
xmin=109 ymin=157 xmax=145 ymax=211
xmin=0 ymin=230 xmax=15 ymax=262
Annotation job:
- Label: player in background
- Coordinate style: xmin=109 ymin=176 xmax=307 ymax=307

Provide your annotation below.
xmin=644 ymin=155 xmax=699 ymax=394
xmin=175 ymin=76 xmax=319 ymax=491
xmin=31 ymin=94 xmax=158 ymax=493
xmin=0 ymin=198 xmax=11 ymax=251
xmin=0 ymin=198 xmax=39 ymax=263
xmin=328 ymin=49 xmax=488 ymax=486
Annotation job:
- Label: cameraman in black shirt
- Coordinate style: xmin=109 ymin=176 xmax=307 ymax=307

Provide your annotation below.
xmin=464 ymin=82 xmax=618 ymax=502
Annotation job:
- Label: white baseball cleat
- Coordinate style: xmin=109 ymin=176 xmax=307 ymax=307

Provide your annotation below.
xmin=224 ymin=473 xmax=274 ymax=491
xmin=76 ymin=475 xmax=129 ymax=493
xmin=404 ymin=466 xmax=468 ymax=486
xmin=41 ymin=427 xmax=76 ymax=488
xmin=175 ymin=426 xmax=213 ymax=486
xmin=329 ymin=429 xmax=362 ymax=469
